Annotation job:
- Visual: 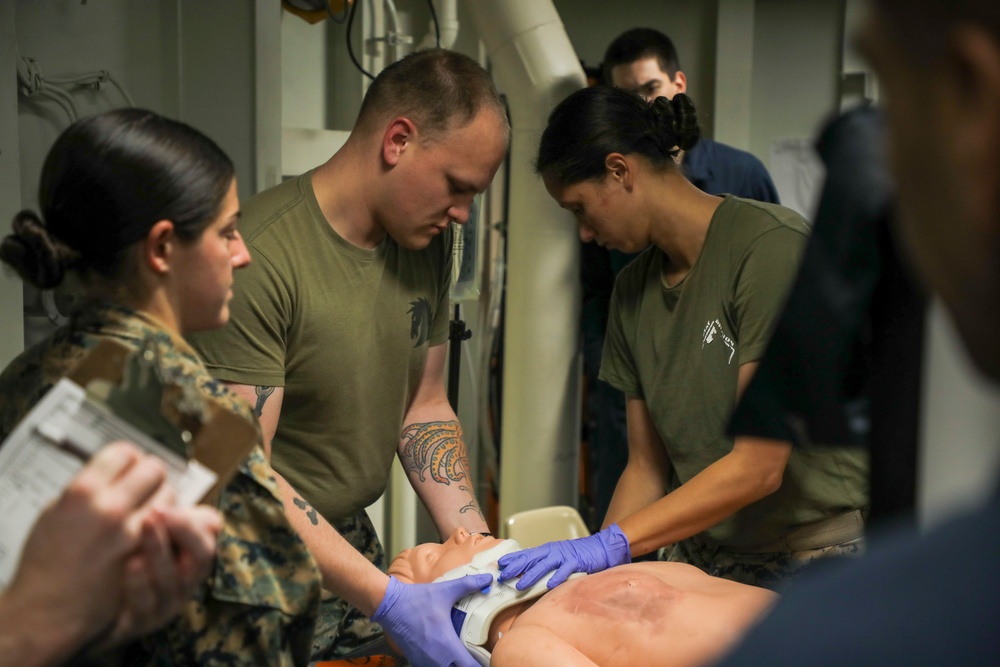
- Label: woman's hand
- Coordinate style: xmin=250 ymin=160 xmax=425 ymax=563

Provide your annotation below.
xmin=0 ymin=442 xmax=221 ymax=665
xmin=95 ymin=503 xmax=221 ymax=650
xmin=497 ymin=524 xmax=631 ymax=590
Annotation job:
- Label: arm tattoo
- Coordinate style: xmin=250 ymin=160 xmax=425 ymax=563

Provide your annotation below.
xmin=456 ymin=483 xmax=485 ymax=518
xmin=292 ymin=497 xmax=319 ymax=526
xmin=253 ymin=385 xmax=275 ymax=418
xmin=400 ymin=420 xmax=469 ymax=484
xmin=400 ymin=420 xmax=485 ymax=518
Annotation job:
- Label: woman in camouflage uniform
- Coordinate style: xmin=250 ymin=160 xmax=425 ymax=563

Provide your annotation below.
xmin=0 ymin=109 xmax=322 ymax=665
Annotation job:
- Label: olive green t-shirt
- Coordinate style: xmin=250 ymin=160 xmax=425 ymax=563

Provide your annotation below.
xmin=191 ymin=172 xmax=452 ymax=522
xmin=600 ymin=196 xmax=868 ymax=547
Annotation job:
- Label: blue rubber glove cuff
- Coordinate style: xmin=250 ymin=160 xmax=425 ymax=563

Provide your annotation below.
xmin=600 ymin=523 xmax=632 ymax=569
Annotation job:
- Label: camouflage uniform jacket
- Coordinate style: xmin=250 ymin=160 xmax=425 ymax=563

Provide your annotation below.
xmin=0 ymin=302 xmax=322 ymax=666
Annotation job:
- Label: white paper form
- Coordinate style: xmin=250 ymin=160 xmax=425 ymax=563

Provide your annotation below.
xmin=0 ymin=378 xmax=217 ymax=588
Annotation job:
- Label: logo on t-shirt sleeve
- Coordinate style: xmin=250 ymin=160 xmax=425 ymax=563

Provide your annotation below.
xmin=408 ymin=297 xmax=432 ymax=348
xmin=702 ymin=318 xmax=736 ymax=364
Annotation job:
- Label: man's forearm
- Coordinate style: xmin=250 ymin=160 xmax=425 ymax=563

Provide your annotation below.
xmin=398 ymin=417 xmax=489 ymax=536
xmin=223 ymin=382 xmax=390 ymax=613
xmin=272 ymin=472 xmax=388 ymax=616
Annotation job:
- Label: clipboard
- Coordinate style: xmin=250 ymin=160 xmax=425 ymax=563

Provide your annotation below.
xmin=69 ymin=337 xmax=257 ymax=504
xmin=0 ymin=337 xmax=256 ymax=587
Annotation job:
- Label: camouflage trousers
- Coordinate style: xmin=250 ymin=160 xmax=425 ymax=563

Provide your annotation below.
xmin=664 ymin=535 xmax=865 ymax=591
xmin=309 ymin=510 xmax=390 ymax=661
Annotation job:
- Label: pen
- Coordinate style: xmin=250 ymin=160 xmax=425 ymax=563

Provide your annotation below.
xmin=35 ymin=423 xmax=92 ymax=463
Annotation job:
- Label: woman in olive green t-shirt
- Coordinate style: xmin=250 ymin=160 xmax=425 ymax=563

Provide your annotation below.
xmin=497 ymin=86 xmax=868 ymax=591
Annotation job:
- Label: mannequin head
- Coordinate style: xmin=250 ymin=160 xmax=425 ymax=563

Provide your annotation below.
xmin=389 ymin=528 xmax=503 ymax=584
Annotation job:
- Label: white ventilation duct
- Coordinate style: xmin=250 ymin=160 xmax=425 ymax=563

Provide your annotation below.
xmin=464 ymin=2 xmax=586 ymax=522
xmin=418 ymin=0 xmax=459 ymax=50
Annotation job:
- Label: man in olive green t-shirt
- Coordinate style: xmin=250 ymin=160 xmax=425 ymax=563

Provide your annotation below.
xmin=191 ymin=50 xmax=509 ymax=666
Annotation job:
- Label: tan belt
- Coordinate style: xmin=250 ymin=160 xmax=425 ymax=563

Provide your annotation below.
xmin=733 ymin=508 xmax=867 ymax=553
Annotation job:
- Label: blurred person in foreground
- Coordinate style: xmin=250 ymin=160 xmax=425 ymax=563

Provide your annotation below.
xmin=717 ymin=1 xmax=1000 ymax=663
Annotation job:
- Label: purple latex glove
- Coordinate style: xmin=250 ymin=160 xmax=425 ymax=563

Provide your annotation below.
xmin=497 ymin=523 xmax=631 ymax=590
xmin=372 ymin=574 xmax=493 ymax=667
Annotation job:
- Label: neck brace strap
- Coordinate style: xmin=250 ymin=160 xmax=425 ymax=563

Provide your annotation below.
xmin=433 ymin=539 xmax=584 ymax=666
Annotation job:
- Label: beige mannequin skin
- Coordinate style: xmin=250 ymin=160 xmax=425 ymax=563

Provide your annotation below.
xmin=388 ymin=529 xmax=778 ymax=667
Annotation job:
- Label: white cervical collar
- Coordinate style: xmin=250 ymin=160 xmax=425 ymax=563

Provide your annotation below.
xmin=433 ymin=539 xmax=583 ymax=666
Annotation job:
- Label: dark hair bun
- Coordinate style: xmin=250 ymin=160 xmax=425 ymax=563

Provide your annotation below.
xmin=669 ymin=93 xmax=700 ymax=151
xmin=647 ymin=94 xmax=700 ymax=157
xmin=0 ymin=210 xmax=78 ymax=289
xmin=537 ymin=86 xmax=702 ymax=185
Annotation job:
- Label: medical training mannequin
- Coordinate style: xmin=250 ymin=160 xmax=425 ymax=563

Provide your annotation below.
xmin=389 ymin=529 xmax=777 ymax=667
